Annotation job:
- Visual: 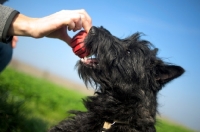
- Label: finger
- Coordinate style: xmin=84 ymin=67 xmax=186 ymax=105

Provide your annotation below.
xmin=80 ymin=15 xmax=92 ymax=33
xmin=53 ymin=26 xmax=72 ymax=45
xmin=64 ymin=32 xmax=72 ymax=45
xmin=78 ymin=9 xmax=92 ymax=25
xmin=83 ymin=21 xmax=91 ymax=33
xmin=60 ymin=32 xmax=72 ymax=45
xmin=61 ymin=27 xmax=72 ymax=44
xmin=73 ymin=16 xmax=82 ymax=32
xmin=73 ymin=9 xmax=92 ymax=33
xmin=68 ymin=21 xmax=75 ymax=31
xmin=78 ymin=10 xmax=92 ymax=32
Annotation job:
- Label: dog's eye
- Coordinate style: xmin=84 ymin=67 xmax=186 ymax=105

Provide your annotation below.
xmin=127 ymin=50 xmax=131 ymax=54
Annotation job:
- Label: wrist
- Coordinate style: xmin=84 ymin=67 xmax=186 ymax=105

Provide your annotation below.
xmin=8 ymin=14 xmax=34 ymax=37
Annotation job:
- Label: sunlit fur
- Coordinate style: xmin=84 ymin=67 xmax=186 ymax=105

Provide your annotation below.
xmin=49 ymin=26 xmax=184 ymax=132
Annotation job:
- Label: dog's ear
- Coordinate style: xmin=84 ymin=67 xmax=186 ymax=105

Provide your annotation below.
xmin=156 ymin=65 xmax=184 ymax=84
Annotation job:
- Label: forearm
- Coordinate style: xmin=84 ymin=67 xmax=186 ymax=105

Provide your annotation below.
xmin=8 ymin=13 xmax=36 ymax=37
xmin=8 ymin=9 xmax=92 ymax=38
xmin=1 ymin=8 xmax=92 ymax=44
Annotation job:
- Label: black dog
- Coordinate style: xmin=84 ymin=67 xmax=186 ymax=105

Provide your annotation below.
xmin=49 ymin=26 xmax=184 ymax=132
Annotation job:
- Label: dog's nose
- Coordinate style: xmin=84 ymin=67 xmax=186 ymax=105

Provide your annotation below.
xmin=89 ymin=26 xmax=96 ymax=35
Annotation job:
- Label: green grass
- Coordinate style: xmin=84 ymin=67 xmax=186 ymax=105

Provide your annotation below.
xmin=156 ymin=119 xmax=194 ymax=132
xmin=0 ymin=67 xmax=195 ymax=132
xmin=0 ymin=67 xmax=86 ymax=131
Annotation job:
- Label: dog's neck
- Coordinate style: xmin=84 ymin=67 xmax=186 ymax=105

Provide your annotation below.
xmin=85 ymin=88 xmax=157 ymax=131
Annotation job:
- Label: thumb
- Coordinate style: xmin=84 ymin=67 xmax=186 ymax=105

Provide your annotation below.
xmin=63 ymin=32 xmax=72 ymax=45
xmin=59 ymin=26 xmax=72 ymax=45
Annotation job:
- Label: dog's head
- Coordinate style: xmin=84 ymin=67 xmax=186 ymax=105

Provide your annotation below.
xmin=76 ymin=26 xmax=184 ymax=93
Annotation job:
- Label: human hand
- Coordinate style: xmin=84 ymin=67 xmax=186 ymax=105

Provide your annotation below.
xmin=8 ymin=9 xmax=92 ymax=44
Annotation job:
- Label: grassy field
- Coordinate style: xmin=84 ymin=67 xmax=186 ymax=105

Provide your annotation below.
xmin=0 ymin=67 xmax=194 ymax=132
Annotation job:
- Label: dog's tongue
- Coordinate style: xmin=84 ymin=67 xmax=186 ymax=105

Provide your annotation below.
xmin=70 ymin=31 xmax=90 ymax=58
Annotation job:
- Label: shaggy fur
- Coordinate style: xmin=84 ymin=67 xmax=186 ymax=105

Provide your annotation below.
xmin=49 ymin=26 xmax=184 ymax=132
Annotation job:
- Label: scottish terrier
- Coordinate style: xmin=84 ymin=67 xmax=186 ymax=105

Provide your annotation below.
xmin=49 ymin=26 xmax=184 ymax=132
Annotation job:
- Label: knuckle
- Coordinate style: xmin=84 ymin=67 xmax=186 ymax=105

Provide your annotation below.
xmin=61 ymin=10 xmax=66 ymax=13
xmin=80 ymin=9 xmax=86 ymax=13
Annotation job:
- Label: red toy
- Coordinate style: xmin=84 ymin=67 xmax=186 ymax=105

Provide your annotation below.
xmin=70 ymin=31 xmax=90 ymax=58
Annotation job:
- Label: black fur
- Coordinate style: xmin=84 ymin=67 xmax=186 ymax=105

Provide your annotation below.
xmin=49 ymin=26 xmax=184 ymax=132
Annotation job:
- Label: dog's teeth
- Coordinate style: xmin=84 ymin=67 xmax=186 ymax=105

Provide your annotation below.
xmin=91 ymin=55 xmax=96 ymax=59
xmin=81 ymin=57 xmax=88 ymax=63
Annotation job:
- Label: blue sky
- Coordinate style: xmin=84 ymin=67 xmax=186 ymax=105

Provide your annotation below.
xmin=4 ymin=0 xmax=200 ymax=131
